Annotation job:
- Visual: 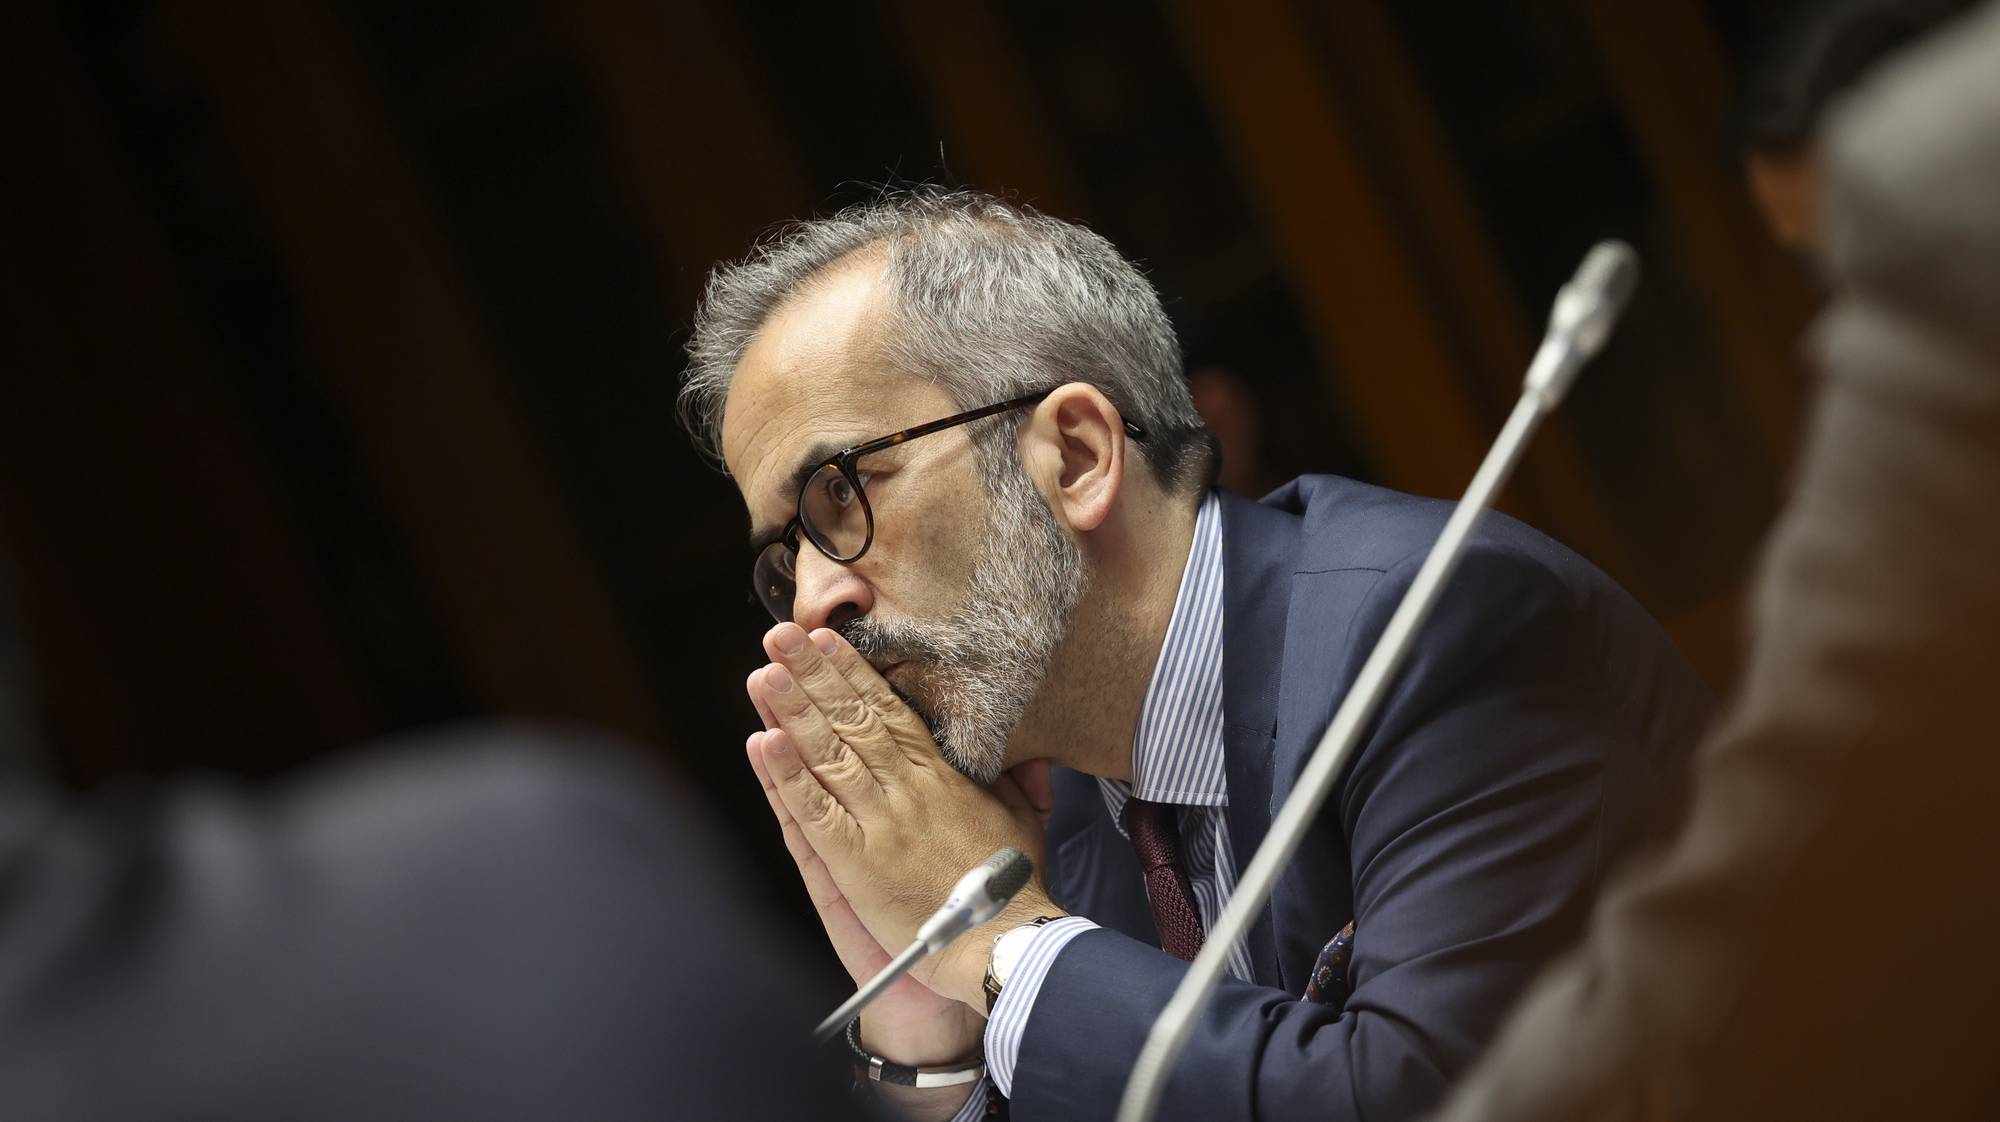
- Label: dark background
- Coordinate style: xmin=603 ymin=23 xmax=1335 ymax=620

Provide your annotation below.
xmin=2 ymin=1 xmax=1815 ymax=929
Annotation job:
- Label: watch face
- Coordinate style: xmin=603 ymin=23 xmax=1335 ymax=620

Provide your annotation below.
xmin=990 ymin=919 xmax=1044 ymax=986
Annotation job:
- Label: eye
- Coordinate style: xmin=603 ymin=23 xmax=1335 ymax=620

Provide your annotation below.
xmin=826 ymin=471 xmax=874 ymax=508
xmin=826 ymin=474 xmax=856 ymax=507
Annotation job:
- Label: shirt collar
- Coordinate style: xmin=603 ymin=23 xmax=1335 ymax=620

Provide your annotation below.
xmin=1099 ymin=490 xmax=1229 ymax=824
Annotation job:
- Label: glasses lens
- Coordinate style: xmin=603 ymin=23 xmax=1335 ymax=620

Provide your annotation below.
xmin=798 ymin=463 xmax=870 ymax=561
xmin=752 ymin=540 xmax=796 ymax=623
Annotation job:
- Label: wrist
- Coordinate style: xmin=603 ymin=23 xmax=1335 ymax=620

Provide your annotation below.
xmin=937 ymin=889 xmax=1066 ymax=1008
xmin=848 ymin=1016 xmax=985 ymax=1083
xmin=859 ymin=1005 xmax=983 ymax=1069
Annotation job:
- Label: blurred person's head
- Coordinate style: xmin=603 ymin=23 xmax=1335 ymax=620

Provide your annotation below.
xmin=680 ymin=189 xmax=1217 ymax=782
xmin=1739 ymin=0 xmax=1977 ymax=257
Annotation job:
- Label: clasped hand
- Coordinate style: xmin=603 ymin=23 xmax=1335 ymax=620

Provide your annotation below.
xmin=744 ymin=622 xmax=1058 ymax=1057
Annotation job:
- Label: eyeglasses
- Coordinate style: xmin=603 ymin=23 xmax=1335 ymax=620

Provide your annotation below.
xmin=752 ymin=389 xmax=1146 ymax=623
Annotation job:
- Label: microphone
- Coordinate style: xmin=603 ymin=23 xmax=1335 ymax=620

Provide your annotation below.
xmin=1114 ymin=241 xmax=1641 ymax=1122
xmin=1528 ymin=239 xmax=1641 ymax=406
xmin=812 ymin=847 xmax=1033 ymax=1045
xmin=916 ymin=846 xmax=1036 ymax=953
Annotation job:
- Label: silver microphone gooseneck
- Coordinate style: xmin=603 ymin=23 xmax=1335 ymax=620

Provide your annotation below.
xmin=812 ymin=847 xmax=1034 ymax=1046
xmin=1114 ymin=241 xmax=1641 ymax=1122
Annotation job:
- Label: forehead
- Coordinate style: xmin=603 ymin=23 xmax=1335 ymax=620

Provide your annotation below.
xmin=719 ymin=260 xmax=955 ymax=492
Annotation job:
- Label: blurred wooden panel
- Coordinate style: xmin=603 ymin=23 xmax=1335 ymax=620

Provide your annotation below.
xmin=1169 ymin=0 xmax=1488 ymax=501
xmin=1314 ymin=0 xmax=1637 ymax=585
xmin=0 ymin=5 xmax=376 ymax=775
xmin=169 ymin=0 xmax=664 ymax=743
xmin=1577 ymin=0 xmax=1813 ymax=464
xmin=881 ymin=0 xmax=1080 ymax=213
xmin=555 ymin=0 xmax=809 ymax=268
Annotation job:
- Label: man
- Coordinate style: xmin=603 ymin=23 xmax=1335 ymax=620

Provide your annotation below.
xmin=1737 ymin=0 xmax=1977 ymax=260
xmin=0 ymin=724 xmax=855 ymax=1121
xmin=1429 ymin=6 xmax=2000 ymax=1121
xmin=680 ymin=191 xmax=1710 ymax=1119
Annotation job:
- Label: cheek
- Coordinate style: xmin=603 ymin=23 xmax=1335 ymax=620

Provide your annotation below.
xmin=857 ymin=488 xmax=983 ymax=619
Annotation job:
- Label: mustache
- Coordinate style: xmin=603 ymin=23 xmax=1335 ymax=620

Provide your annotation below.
xmin=839 ymin=616 xmax=952 ymax=667
xmin=840 ymin=618 xmax=947 ymax=734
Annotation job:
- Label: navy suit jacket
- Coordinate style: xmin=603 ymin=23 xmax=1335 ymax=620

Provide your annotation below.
xmin=1014 ymin=477 xmax=1710 ymax=1120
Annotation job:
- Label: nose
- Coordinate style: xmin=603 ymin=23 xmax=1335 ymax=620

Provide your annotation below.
xmin=790 ymin=539 xmax=872 ymax=634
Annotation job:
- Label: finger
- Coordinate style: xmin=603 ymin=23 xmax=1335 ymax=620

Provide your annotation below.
xmin=1008 ymin=758 xmax=1056 ymax=827
xmin=746 ymin=668 xmax=779 ymax=731
xmin=750 ymin=735 xmax=818 ymax=862
xmin=751 ymin=731 xmax=859 ymax=860
xmin=765 ymin=623 xmax=904 ymax=771
xmin=989 ymin=768 xmax=1053 ymax=872
xmin=746 ymin=731 xmax=783 ymax=811
xmin=755 ymin=660 xmax=887 ymax=815
xmin=752 ymin=658 xmax=848 ymax=768
xmin=990 ymin=769 xmax=1038 ymax=822
xmin=760 ymin=726 xmax=867 ymax=855
xmin=750 ymin=735 xmax=905 ymax=984
xmin=807 ymin=627 xmax=936 ymax=747
xmin=750 ymin=732 xmax=824 ymax=856
xmin=750 ymin=732 xmax=838 ymax=892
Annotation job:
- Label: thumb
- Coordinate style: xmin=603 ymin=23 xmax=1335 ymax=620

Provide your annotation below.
xmin=1004 ymin=758 xmax=1055 ymax=828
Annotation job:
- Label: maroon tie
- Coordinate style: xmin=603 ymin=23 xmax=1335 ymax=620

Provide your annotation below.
xmin=1124 ymin=797 xmax=1207 ymax=961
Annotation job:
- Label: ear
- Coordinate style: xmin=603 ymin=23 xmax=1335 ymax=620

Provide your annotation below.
xmin=1020 ymin=382 xmax=1126 ymax=534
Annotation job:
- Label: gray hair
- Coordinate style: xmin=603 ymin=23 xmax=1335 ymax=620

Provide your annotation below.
xmin=679 ymin=188 xmax=1216 ymax=495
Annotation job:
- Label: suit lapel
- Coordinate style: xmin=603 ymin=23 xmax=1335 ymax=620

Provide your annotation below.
xmin=1266 ymin=566 xmax=1367 ymax=991
xmin=1261 ymin=478 xmax=1386 ymax=990
xmin=1216 ymin=490 xmax=1301 ymax=986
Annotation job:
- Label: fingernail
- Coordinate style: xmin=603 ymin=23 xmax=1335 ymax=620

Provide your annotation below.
xmin=766 ymin=732 xmax=788 ymax=756
xmin=773 ymin=625 xmax=805 ymax=655
xmin=812 ymin=630 xmax=838 ymax=655
xmin=767 ymin=666 xmax=794 ymax=693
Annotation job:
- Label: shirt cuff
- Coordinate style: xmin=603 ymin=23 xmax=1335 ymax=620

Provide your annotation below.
xmin=983 ymin=915 xmax=1099 ymax=1097
xmin=945 ymin=1077 xmax=991 ymax=1122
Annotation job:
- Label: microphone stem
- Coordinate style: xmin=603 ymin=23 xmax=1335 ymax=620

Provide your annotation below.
xmin=1115 ymin=384 xmax=1560 ymax=1122
xmin=812 ymin=939 xmax=930 ymax=1045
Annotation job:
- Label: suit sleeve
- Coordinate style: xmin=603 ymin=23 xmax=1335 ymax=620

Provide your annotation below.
xmin=1005 ymin=543 xmax=1682 ymax=1121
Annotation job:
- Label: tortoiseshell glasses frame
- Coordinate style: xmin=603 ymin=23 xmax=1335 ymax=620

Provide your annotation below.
xmin=751 ymin=388 xmax=1147 ymax=623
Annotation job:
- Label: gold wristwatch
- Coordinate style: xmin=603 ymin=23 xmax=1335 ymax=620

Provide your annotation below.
xmin=982 ymin=916 xmax=1056 ymax=1013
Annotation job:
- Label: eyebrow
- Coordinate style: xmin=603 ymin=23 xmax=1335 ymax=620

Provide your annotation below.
xmin=747 ymin=438 xmax=849 ymax=552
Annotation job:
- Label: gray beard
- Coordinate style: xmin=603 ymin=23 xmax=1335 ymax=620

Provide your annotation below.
xmin=840 ymin=458 xmax=1084 ymax=783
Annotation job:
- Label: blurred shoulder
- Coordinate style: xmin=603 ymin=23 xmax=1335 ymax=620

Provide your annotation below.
xmin=278 ymin=721 xmax=681 ymax=859
xmin=1824 ymin=5 xmax=2000 ymax=306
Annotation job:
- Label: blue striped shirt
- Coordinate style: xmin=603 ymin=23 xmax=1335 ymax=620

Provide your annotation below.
xmin=973 ymin=491 xmax=1250 ymax=1109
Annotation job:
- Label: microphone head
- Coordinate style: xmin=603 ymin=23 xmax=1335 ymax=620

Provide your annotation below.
xmin=920 ymin=847 xmax=1038 ymax=948
xmin=1546 ymin=239 xmax=1642 ymax=370
xmin=983 ymin=847 xmax=1034 ymax=901
xmin=1575 ymin=239 xmax=1640 ymax=325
